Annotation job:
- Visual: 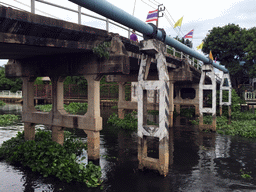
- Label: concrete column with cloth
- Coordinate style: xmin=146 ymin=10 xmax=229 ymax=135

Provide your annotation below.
xmin=137 ymin=39 xmax=170 ymax=176
xmin=199 ymin=63 xmax=216 ymax=131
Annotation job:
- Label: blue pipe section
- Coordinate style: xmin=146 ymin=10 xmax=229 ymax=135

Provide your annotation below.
xmin=68 ymin=0 xmax=229 ymax=73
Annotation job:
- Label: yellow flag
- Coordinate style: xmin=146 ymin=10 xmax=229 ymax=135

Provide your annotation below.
xmin=174 ymin=17 xmax=183 ymax=28
xmin=196 ymin=42 xmax=204 ymax=50
xmin=209 ymin=50 xmax=213 ymax=60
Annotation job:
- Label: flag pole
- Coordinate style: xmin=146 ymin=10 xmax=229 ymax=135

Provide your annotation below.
xmin=129 ymin=0 xmax=137 ymax=38
xmin=179 ymin=15 xmax=184 ymax=38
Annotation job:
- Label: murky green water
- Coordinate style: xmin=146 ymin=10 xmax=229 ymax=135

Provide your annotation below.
xmin=1 ymin=104 xmax=256 ymax=192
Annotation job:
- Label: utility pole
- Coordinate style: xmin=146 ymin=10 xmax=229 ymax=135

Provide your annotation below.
xmin=156 ymin=4 xmax=165 ymax=28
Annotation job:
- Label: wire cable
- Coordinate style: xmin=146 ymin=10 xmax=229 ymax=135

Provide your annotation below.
xmin=147 ymin=0 xmax=158 ymax=6
xmin=13 ymin=0 xmax=60 ymax=19
xmin=140 ymin=0 xmax=156 ymax=9
xmin=153 ymin=0 xmax=161 ymax=4
xmin=0 ymin=1 xmax=27 ymax=12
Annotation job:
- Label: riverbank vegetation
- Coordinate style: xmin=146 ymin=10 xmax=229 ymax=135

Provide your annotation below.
xmin=107 ymin=89 xmax=256 ymax=139
xmin=0 ymin=100 xmax=5 ymax=106
xmin=107 ymin=110 xmax=158 ymax=132
xmin=0 ymin=129 xmax=102 ymax=187
xmin=0 ymin=114 xmax=19 ymax=126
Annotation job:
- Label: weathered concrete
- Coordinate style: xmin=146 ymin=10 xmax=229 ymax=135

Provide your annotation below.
xmin=199 ymin=64 xmax=216 ymax=131
xmin=137 ymin=39 xmax=170 ymax=176
xmin=24 ymin=123 xmax=35 ymax=141
xmin=220 ymin=73 xmax=232 ymax=123
xmin=118 ymin=82 xmax=126 ymax=119
xmin=52 ymin=126 xmax=65 ymax=146
xmin=84 ymin=130 xmax=100 ymax=160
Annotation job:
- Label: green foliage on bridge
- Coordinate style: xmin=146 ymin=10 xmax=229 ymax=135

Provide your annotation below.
xmin=202 ymin=24 xmax=256 ymax=91
xmin=0 ymin=130 xmax=102 ymax=187
xmin=0 ymin=67 xmax=22 ymax=92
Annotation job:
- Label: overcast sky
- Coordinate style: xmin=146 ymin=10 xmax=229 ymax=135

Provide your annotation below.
xmin=0 ymin=0 xmax=255 ymax=67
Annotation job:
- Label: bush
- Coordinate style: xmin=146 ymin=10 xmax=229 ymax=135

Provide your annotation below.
xmin=0 ymin=114 xmax=19 ymax=126
xmin=107 ymin=111 xmax=138 ymax=131
xmin=35 ymin=102 xmax=88 ymax=114
xmin=0 ymin=100 xmax=5 ymax=106
xmin=0 ymin=130 xmax=101 ymax=187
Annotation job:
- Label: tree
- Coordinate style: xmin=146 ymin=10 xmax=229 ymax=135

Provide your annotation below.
xmin=202 ymin=24 xmax=247 ymax=90
xmin=242 ymin=27 xmax=256 ymax=78
xmin=0 ymin=67 xmax=22 ymax=92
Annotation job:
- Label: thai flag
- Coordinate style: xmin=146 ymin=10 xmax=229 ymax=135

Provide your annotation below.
xmin=183 ymin=29 xmax=194 ymax=38
xmin=146 ymin=9 xmax=158 ymax=22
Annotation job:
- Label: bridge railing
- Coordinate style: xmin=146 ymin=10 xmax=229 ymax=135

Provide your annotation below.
xmin=0 ymin=90 xmax=22 ymax=98
xmin=244 ymin=92 xmax=256 ymax=100
xmin=166 ymin=47 xmax=202 ymax=69
xmin=31 ymin=1 xmax=204 ymax=67
xmin=32 ymin=0 xmax=143 ymax=38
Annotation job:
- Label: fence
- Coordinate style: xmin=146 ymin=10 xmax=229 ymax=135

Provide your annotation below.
xmin=244 ymin=92 xmax=256 ymax=100
xmin=0 ymin=90 xmax=22 ymax=98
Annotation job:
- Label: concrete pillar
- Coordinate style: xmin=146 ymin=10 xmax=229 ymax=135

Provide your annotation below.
xmin=84 ymin=75 xmax=102 ymax=131
xmin=199 ymin=64 xmax=216 ymax=131
xmin=137 ymin=39 xmax=169 ymax=176
xmin=24 ymin=123 xmax=35 ymax=141
xmin=169 ymin=82 xmax=174 ymax=127
xmin=138 ymin=136 xmax=147 ymax=170
xmin=84 ymin=130 xmax=100 ymax=160
xmin=159 ymin=137 xmax=169 ymax=176
xmin=228 ymin=105 xmax=231 ymax=124
xmin=118 ymin=82 xmax=126 ymax=119
xmin=52 ymin=126 xmax=64 ymax=145
xmin=49 ymin=76 xmax=67 ymax=145
xmin=175 ymin=104 xmax=181 ymax=126
xmin=83 ymin=75 xmax=102 ymax=160
xmin=22 ymin=77 xmax=37 ymax=141
xmin=22 ymin=77 xmax=36 ymax=112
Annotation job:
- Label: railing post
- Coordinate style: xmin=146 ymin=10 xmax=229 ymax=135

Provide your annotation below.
xmin=78 ymin=6 xmax=82 ymax=24
xmin=31 ymin=0 xmax=35 ymax=14
xmin=106 ymin=18 xmax=109 ymax=32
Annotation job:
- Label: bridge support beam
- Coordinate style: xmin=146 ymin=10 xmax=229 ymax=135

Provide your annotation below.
xmin=199 ymin=64 xmax=216 ymax=131
xmin=137 ymin=39 xmax=170 ymax=176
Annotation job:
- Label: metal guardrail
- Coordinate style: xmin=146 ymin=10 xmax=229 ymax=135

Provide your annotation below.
xmin=0 ymin=90 xmax=22 ymax=98
xmin=33 ymin=0 xmax=143 ymax=38
xmin=244 ymin=92 xmax=256 ymax=100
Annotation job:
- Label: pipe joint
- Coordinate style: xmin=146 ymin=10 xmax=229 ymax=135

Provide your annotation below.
xmin=143 ymin=23 xmax=158 ymax=40
xmin=158 ymin=28 xmax=166 ymax=42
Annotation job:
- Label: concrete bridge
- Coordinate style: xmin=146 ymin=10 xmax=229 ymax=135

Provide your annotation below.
xmin=1 ymin=2 xmax=231 ymax=176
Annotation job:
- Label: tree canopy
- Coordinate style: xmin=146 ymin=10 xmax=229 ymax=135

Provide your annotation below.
xmin=0 ymin=66 xmax=22 ymax=92
xmin=202 ymin=23 xmax=250 ymax=90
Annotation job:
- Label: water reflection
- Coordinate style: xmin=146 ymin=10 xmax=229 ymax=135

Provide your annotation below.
xmin=1 ymin=104 xmax=256 ymax=191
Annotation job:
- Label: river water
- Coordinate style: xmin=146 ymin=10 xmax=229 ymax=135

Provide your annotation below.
xmin=1 ymin=104 xmax=256 ymax=192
